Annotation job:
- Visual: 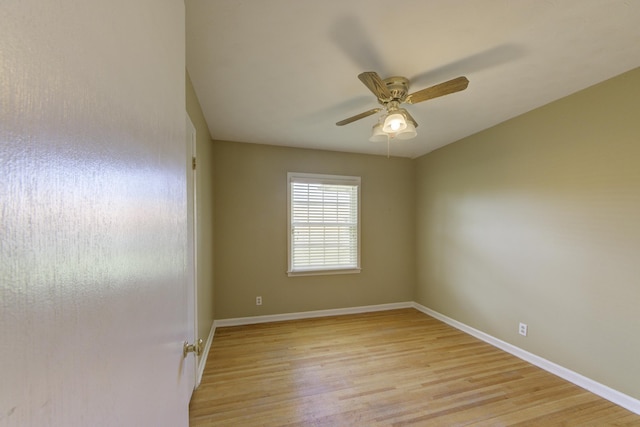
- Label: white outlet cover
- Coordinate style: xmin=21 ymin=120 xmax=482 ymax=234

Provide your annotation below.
xmin=519 ymin=323 xmax=528 ymax=336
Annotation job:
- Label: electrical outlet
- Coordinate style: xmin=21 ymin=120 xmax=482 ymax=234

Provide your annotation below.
xmin=519 ymin=322 xmax=528 ymax=336
xmin=256 ymin=296 xmax=262 ymax=306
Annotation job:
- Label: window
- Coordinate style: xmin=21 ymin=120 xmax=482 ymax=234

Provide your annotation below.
xmin=287 ymin=172 xmax=361 ymax=276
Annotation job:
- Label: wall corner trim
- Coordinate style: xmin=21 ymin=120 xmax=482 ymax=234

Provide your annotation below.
xmin=412 ymin=302 xmax=640 ymax=415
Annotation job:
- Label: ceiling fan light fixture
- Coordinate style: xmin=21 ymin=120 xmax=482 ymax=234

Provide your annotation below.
xmin=369 ymin=122 xmax=388 ymax=142
xmin=382 ymin=112 xmax=407 ymax=133
xmin=395 ymin=121 xmax=417 ymax=140
xmin=336 ymin=72 xmax=469 ymax=146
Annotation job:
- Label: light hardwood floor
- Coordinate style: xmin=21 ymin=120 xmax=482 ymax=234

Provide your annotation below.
xmin=189 ymin=308 xmax=640 ymax=426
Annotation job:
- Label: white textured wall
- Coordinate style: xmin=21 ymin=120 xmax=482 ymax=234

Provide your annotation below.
xmin=1 ymin=1 xmax=187 ymax=426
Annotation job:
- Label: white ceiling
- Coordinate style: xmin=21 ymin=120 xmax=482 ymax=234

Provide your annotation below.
xmin=185 ymin=0 xmax=640 ymax=158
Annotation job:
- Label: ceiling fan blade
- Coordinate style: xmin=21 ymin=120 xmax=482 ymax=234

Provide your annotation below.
xmin=405 ymin=76 xmax=469 ymax=104
xmin=336 ymin=107 xmax=381 ymax=126
xmin=358 ymin=72 xmax=393 ymax=103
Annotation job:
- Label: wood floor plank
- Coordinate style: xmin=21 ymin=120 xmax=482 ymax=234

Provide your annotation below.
xmin=189 ymin=308 xmax=640 ymax=426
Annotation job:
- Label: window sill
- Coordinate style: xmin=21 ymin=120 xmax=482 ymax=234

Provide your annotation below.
xmin=287 ymin=268 xmax=361 ymax=277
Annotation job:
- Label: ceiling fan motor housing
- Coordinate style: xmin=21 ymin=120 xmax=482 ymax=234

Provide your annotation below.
xmin=383 ymin=76 xmax=410 ymax=102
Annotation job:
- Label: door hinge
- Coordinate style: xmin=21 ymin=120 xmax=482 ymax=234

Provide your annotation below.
xmin=192 ymin=157 xmax=196 ymax=170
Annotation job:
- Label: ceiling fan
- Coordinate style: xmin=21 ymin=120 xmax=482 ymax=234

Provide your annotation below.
xmin=336 ymin=72 xmax=469 ymax=141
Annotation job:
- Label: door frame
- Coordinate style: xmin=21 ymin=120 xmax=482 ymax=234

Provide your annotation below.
xmin=186 ymin=113 xmax=199 ymax=389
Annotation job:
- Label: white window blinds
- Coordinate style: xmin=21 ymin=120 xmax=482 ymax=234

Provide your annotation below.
xmin=287 ymin=173 xmax=361 ymax=276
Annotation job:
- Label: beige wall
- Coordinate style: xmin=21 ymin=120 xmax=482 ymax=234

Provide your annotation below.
xmin=213 ymin=141 xmax=415 ymax=319
xmin=186 ymin=73 xmax=215 ymax=344
xmin=415 ymin=67 xmax=640 ymax=399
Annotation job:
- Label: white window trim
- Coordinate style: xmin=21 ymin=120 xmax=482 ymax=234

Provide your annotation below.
xmin=287 ymin=172 xmax=361 ymax=277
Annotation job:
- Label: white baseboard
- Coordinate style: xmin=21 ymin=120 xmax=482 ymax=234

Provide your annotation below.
xmin=213 ymin=301 xmax=413 ymax=328
xmin=196 ymin=319 xmax=216 ymax=388
xmin=412 ymin=302 xmax=640 ymax=415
